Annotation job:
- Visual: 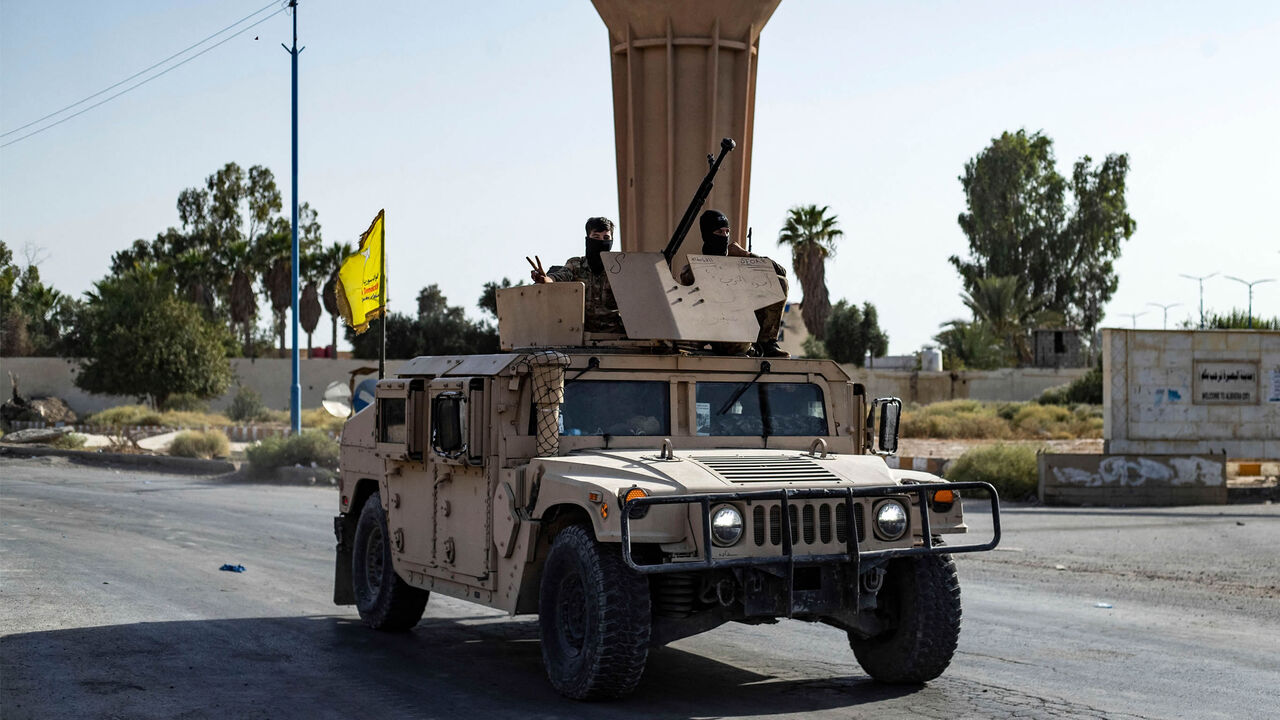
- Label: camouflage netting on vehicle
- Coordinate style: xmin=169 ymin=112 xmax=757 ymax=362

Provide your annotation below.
xmin=520 ymin=350 xmax=570 ymax=457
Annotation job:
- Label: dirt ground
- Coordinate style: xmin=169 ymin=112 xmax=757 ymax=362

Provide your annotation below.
xmin=897 ymin=437 xmax=1104 ymax=458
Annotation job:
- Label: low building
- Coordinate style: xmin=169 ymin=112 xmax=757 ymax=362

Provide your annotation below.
xmin=1033 ymin=328 xmax=1086 ymax=368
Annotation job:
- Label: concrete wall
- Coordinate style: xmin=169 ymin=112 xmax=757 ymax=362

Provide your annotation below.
xmin=1103 ymin=329 xmax=1280 ymax=459
xmin=1038 ymin=453 xmax=1227 ymax=506
xmin=842 ymin=366 xmax=1090 ymax=404
xmin=0 ymin=357 xmax=405 ymax=415
xmin=2 ymin=355 xmax=1091 ymax=417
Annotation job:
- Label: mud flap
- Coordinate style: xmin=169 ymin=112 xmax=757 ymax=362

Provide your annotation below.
xmin=333 ymin=515 xmax=355 ymax=605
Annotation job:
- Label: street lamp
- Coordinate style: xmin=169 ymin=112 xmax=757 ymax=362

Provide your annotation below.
xmin=1179 ymin=272 xmax=1218 ymax=329
xmin=1146 ymin=302 xmax=1182 ymax=330
xmin=1118 ymin=311 xmax=1148 ymax=329
xmin=1224 ymin=276 xmax=1276 ymax=329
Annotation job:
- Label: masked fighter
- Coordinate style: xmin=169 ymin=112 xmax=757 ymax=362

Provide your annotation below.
xmin=679 ymin=210 xmax=790 ymax=358
xmin=530 ymin=216 xmax=625 ymax=335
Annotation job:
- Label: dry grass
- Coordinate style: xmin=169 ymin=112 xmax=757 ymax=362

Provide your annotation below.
xmin=168 ymin=429 xmax=231 ymax=459
xmin=86 ymin=405 xmax=232 ymax=429
xmin=301 ymin=407 xmax=346 ymax=433
xmin=901 ymin=399 xmax=1102 ymax=440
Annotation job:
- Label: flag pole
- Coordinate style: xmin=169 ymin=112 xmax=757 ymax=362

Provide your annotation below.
xmin=379 ymin=212 xmax=386 ymax=380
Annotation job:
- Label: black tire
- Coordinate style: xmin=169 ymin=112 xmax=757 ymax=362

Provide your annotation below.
xmin=848 ymin=554 xmax=961 ymax=684
xmin=352 ymin=491 xmax=429 ymax=631
xmin=539 ymin=525 xmax=651 ymax=700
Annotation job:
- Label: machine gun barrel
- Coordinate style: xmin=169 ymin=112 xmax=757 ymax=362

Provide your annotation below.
xmin=662 ymin=137 xmax=736 ymax=264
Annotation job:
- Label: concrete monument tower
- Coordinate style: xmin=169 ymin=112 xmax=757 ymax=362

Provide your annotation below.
xmin=591 ymin=0 xmax=781 ymax=260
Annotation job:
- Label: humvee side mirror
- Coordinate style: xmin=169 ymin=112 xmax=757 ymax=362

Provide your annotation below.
xmin=873 ymin=397 xmax=901 ymax=455
xmin=432 ymin=392 xmax=467 ymax=458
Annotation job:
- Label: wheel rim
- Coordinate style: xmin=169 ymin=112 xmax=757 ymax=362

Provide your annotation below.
xmin=556 ymin=571 xmax=588 ymax=655
xmin=364 ymin=525 xmax=385 ymax=595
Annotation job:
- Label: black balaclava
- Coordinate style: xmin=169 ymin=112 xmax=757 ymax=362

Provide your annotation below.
xmin=584 ymin=217 xmax=615 ymax=273
xmin=699 ymin=210 xmax=730 ymax=256
xmin=585 ymin=235 xmax=613 ymax=273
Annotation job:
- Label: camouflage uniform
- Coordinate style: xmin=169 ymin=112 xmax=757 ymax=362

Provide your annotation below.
xmin=547 ymin=256 xmax=626 ymax=335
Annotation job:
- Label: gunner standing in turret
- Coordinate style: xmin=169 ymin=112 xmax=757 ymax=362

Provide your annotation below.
xmin=530 ymin=216 xmax=626 ymax=335
xmin=679 ymin=210 xmax=790 ymax=358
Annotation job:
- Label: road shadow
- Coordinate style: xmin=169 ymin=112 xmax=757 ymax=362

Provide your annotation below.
xmin=1 ymin=613 xmax=922 ymax=720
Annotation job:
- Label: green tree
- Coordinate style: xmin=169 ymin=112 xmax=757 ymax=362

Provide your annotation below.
xmin=348 ymin=284 xmax=498 ymax=359
xmin=478 ymin=277 xmax=524 ymax=319
xmin=73 ymin=267 xmax=232 ymax=407
xmin=110 ymin=162 xmax=292 ymax=350
xmin=777 ymin=205 xmax=843 ymax=340
xmin=959 ymin=275 xmax=1057 ymax=365
xmin=823 ymin=300 xmax=889 ymax=367
xmin=0 ymin=242 xmax=71 ymax=356
xmin=952 ymin=130 xmax=1135 ymax=335
xmin=1178 ymin=309 xmax=1280 ymax=330
xmin=319 ymin=241 xmax=355 ymax=358
xmin=933 ymin=320 xmax=1005 ymax=370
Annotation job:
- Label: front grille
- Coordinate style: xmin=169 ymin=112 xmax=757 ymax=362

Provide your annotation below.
xmin=749 ymin=500 xmax=865 ymax=547
xmin=692 ymin=455 xmax=841 ymax=483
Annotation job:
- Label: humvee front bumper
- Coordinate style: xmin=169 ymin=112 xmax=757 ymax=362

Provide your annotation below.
xmin=619 ymin=482 xmax=1000 ymax=575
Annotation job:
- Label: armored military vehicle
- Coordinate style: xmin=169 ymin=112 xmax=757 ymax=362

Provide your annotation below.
xmin=332 ymin=238 xmax=1002 ymax=699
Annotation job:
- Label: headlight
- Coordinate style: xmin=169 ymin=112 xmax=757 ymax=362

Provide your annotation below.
xmin=874 ymin=500 xmax=908 ymax=541
xmin=710 ymin=504 xmax=744 ymax=547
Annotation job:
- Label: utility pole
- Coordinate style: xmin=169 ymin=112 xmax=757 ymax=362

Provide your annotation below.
xmin=1146 ymin=302 xmax=1182 ymax=330
xmin=1178 ymin=272 xmax=1217 ymax=329
xmin=1224 ymin=276 xmax=1275 ymax=329
xmin=1118 ymin=311 xmax=1147 ymax=330
xmin=283 ymin=0 xmax=303 ymax=434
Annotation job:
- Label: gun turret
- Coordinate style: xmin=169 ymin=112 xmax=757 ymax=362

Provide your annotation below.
xmin=662 ymin=137 xmax=736 ymax=264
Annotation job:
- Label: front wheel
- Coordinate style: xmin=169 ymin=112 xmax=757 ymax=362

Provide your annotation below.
xmin=352 ymin=492 xmax=429 ymax=631
xmin=848 ymin=554 xmax=962 ymax=683
xmin=539 ymin=525 xmax=651 ymax=700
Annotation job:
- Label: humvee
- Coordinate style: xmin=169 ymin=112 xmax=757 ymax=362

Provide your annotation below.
xmin=332 ymin=251 xmax=1001 ymax=700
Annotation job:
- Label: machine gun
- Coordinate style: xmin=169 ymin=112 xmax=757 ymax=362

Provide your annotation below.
xmin=662 ymin=137 xmax=736 ymax=264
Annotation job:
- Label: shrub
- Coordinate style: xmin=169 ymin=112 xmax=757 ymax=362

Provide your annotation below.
xmin=247 ymin=430 xmax=339 ymax=472
xmin=945 ymin=443 xmax=1040 ymax=500
xmin=87 ymin=405 xmax=164 ymax=427
xmin=50 ymin=433 xmax=87 ymax=450
xmin=301 ymin=407 xmax=346 ymax=434
xmin=227 ymin=386 xmax=270 ymax=422
xmin=161 ymin=393 xmax=208 ymax=412
xmin=1039 ymin=365 xmax=1103 ymax=405
xmin=900 ymin=400 xmax=1011 ymax=439
xmin=168 ymin=429 xmax=230 ymax=459
xmin=86 ymin=404 xmax=230 ymax=429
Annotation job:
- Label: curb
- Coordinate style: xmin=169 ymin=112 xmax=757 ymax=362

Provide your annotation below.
xmin=0 ymin=445 xmax=236 ymax=475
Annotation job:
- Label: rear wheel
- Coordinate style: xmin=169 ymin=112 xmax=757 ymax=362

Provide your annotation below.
xmin=352 ymin=492 xmax=428 ymax=631
xmin=539 ymin=525 xmax=651 ymax=700
xmin=848 ymin=554 xmax=961 ymax=683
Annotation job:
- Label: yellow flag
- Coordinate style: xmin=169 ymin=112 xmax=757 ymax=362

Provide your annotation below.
xmin=335 ymin=210 xmax=385 ymax=334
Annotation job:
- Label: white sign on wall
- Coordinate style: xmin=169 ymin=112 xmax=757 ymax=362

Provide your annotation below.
xmin=1193 ymin=361 xmax=1259 ymax=405
xmin=1269 ymin=367 xmax=1280 ymax=403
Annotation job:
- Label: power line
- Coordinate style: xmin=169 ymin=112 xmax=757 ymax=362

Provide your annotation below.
xmin=1 ymin=4 xmax=288 ymax=149
xmin=2 ymin=1 xmax=279 ymax=138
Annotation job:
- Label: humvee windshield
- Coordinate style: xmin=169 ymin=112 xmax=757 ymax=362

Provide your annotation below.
xmin=695 ymin=382 xmax=826 ymax=437
xmin=553 ymin=379 xmax=827 ymax=438
xmin=560 ymin=381 xmax=670 ymax=436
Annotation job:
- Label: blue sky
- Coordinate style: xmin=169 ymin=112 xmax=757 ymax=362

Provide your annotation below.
xmin=2 ymin=0 xmax=1277 ymax=352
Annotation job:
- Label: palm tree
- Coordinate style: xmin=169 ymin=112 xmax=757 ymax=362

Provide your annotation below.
xmin=265 ymin=258 xmax=292 ymax=354
xmin=319 ymin=241 xmax=354 ymax=358
xmin=777 ymin=205 xmax=843 ymax=340
xmin=229 ymin=269 xmax=257 ymax=356
xmin=960 ymin=275 xmax=1059 ymax=365
xmin=300 ymin=283 xmax=321 ymax=355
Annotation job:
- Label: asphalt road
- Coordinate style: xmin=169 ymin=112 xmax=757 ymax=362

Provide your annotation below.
xmin=2 ymin=456 xmax=1277 ymax=719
